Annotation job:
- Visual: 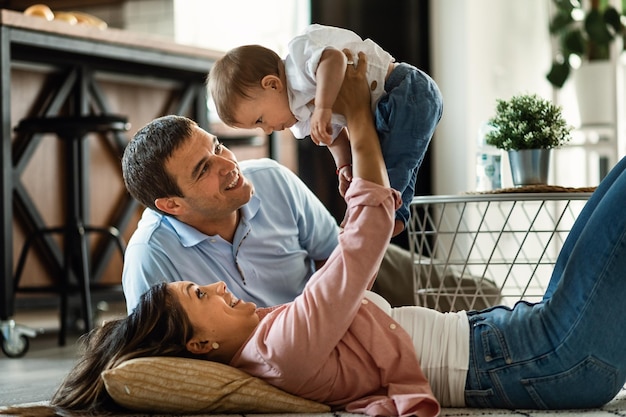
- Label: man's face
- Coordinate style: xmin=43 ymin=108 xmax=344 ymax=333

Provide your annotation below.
xmin=163 ymin=126 xmax=254 ymax=225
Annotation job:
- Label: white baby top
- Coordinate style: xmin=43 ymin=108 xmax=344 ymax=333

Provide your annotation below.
xmin=284 ymin=24 xmax=395 ymax=140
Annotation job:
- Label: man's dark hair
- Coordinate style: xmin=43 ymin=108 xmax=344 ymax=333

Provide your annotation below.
xmin=122 ymin=115 xmax=196 ymax=214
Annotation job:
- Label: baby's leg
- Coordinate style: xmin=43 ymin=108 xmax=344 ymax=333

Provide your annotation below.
xmin=376 ymin=63 xmax=443 ymax=232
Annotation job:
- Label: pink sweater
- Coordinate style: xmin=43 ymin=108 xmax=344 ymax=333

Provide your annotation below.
xmin=231 ymin=179 xmax=440 ymax=417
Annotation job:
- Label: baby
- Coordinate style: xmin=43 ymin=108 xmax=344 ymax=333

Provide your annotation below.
xmin=208 ymin=24 xmax=443 ymax=236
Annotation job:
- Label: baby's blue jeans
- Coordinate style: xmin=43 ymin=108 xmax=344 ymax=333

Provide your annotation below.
xmin=375 ymin=63 xmax=443 ymax=228
xmin=465 ymin=155 xmax=626 ymax=409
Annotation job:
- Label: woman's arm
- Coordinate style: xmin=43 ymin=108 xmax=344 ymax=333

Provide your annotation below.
xmin=334 ymin=51 xmax=389 ymax=188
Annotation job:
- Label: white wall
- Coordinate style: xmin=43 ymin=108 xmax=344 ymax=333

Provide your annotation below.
xmin=122 ymin=0 xmax=176 ymax=39
xmin=173 ymin=0 xmax=310 ymax=56
xmin=430 ymin=0 xmax=554 ymax=194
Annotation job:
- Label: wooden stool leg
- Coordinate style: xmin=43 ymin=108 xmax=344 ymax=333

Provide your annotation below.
xmin=77 ymin=224 xmax=93 ymax=333
xmin=59 ymin=232 xmax=71 ymax=347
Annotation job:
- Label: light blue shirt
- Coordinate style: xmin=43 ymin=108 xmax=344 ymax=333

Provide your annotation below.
xmin=122 ymin=158 xmax=340 ymax=313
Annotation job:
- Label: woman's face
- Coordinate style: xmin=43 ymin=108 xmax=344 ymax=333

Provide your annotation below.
xmin=169 ymin=281 xmax=259 ymax=355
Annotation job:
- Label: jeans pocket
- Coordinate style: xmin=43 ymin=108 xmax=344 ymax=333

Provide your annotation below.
xmin=522 ymin=356 xmax=619 ymax=409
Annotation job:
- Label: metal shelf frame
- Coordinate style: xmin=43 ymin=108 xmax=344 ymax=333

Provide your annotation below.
xmin=408 ymin=192 xmax=592 ymax=311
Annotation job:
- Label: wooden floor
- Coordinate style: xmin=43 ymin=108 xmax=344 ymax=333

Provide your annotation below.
xmin=0 ymin=301 xmax=126 ymax=407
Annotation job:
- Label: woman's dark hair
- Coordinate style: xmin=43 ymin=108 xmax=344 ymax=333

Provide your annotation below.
xmin=1 ymin=283 xmax=201 ymax=416
xmin=122 ymin=115 xmax=196 ymax=214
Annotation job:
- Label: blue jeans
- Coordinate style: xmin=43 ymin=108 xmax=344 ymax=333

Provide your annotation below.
xmin=465 ymin=155 xmax=626 ymax=409
xmin=375 ymin=63 xmax=443 ymax=227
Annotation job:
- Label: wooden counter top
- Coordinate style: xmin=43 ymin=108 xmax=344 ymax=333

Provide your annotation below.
xmin=1 ymin=8 xmax=224 ymax=61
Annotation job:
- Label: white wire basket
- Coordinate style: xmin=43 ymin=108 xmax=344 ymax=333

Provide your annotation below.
xmin=408 ymin=191 xmax=593 ymax=312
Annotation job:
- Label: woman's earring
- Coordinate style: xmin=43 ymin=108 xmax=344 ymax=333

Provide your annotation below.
xmin=212 ymin=342 xmax=220 ymax=350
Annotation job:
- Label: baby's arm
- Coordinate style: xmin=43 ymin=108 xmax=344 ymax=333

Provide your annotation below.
xmin=310 ymin=47 xmax=348 ymax=146
xmin=327 ymin=128 xmax=353 ymax=196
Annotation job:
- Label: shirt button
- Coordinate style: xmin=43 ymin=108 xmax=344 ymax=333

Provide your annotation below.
xmin=389 ymin=323 xmax=397 ymax=330
xmin=361 ymin=299 xmax=369 ymax=304
xmin=210 ymin=239 xmax=217 ymax=243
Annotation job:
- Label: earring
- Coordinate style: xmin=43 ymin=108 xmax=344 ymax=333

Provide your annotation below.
xmin=212 ymin=342 xmax=220 ymax=350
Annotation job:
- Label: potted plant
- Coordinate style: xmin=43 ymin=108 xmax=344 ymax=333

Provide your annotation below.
xmin=547 ymin=0 xmax=623 ymax=88
xmin=485 ymin=93 xmax=573 ymax=186
xmin=546 ymin=0 xmax=624 ymax=125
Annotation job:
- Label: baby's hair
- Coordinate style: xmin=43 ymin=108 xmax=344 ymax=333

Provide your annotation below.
xmin=207 ymin=45 xmax=282 ymax=126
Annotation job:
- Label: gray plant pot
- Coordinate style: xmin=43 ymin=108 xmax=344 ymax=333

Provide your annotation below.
xmin=508 ymin=149 xmax=551 ymax=186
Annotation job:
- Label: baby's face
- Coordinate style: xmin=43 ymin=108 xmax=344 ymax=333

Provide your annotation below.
xmin=232 ymin=84 xmax=296 ymax=135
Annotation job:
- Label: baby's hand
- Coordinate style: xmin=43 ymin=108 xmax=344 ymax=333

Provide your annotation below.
xmin=310 ymin=108 xmax=333 ymax=145
xmin=337 ymin=164 xmax=353 ymax=196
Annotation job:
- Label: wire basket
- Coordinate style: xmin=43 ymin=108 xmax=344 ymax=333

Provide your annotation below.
xmin=408 ymin=190 xmax=593 ymax=312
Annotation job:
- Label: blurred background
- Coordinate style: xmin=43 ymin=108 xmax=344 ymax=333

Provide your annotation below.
xmin=4 ymin=0 xmax=623 ymax=251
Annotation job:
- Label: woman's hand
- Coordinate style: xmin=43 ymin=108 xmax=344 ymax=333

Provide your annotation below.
xmin=333 ymin=50 xmax=371 ymax=121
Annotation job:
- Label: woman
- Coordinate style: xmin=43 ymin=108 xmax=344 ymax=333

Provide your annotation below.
xmin=6 ymin=53 xmax=626 ymax=416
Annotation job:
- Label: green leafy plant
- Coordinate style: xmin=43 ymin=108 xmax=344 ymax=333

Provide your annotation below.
xmin=485 ymin=94 xmax=573 ymax=151
xmin=547 ymin=0 xmax=624 ymax=88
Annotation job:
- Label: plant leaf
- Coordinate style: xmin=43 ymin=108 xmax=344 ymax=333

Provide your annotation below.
xmin=547 ymin=61 xmax=570 ymax=88
xmin=603 ymin=6 xmax=622 ymax=33
xmin=549 ymin=10 xmax=575 ymax=34
xmin=562 ymin=29 xmax=586 ymax=55
xmin=585 ymin=9 xmax=613 ymax=44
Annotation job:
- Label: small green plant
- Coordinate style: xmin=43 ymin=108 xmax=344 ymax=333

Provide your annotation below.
xmin=485 ymin=93 xmax=573 ymax=151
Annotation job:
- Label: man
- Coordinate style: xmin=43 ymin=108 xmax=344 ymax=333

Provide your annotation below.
xmin=122 ymin=108 xmax=428 ymax=312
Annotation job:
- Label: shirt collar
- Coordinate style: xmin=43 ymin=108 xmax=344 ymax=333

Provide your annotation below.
xmin=166 ymin=193 xmax=261 ymax=247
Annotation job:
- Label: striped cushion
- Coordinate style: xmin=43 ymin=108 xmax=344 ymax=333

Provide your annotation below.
xmin=102 ymin=356 xmax=329 ymax=414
